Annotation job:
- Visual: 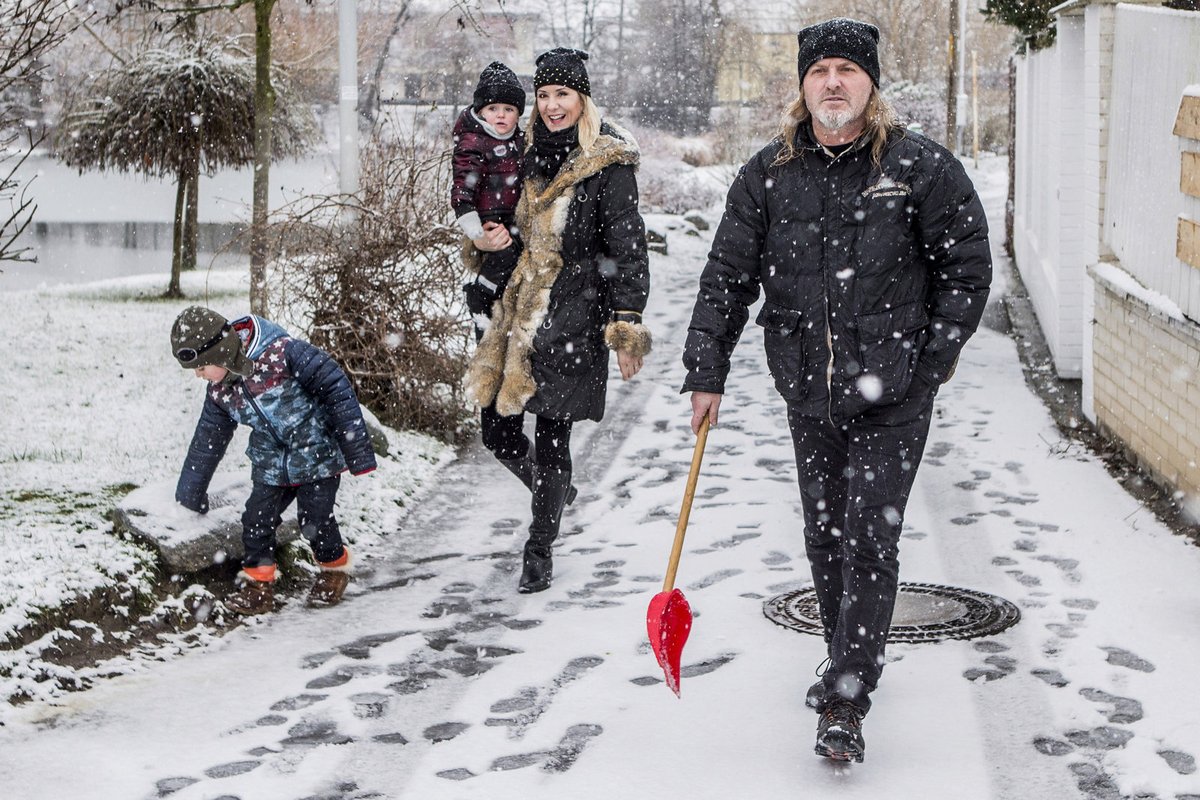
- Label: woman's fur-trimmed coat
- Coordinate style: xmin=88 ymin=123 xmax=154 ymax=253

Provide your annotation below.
xmin=465 ymin=123 xmax=651 ymax=422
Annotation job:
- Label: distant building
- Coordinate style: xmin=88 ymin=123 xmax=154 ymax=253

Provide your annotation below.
xmin=716 ymin=14 xmax=796 ymax=107
xmin=379 ymin=10 xmax=542 ymax=107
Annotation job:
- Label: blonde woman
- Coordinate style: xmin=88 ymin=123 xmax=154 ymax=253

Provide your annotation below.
xmin=466 ymin=48 xmax=651 ymax=594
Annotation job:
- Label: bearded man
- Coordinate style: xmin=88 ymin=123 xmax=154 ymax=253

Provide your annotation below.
xmin=681 ymin=17 xmax=992 ymax=763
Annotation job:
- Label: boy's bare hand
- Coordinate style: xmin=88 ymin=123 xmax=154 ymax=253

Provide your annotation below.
xmin=473 ymin=221 xmax=512 ymax=253
xmin=178 ymin=494 xmax=209 ymax=514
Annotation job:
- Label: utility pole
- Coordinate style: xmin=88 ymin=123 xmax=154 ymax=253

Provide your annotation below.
xmin=617 ymin=0 xmax=626 ymax=106
xmin=945 ymin=0 xmax=958 ymax=150
xmin=972 ymin=49 xmax=979 ymax=166
xmin=338 ymin=0 xmax=360 ymax=202
xmin=955 ymin=0 xmax=968 ymax=155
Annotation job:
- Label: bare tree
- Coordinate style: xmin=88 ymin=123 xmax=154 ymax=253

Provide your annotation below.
xmin=360 ymin=0 xmax=414 ymax=125
xmin=804 ymin=0 xmax=943 ymax=85
xmin=0 ymin=0 xmax=76 ymax=265
xmin=628 ymin=0 xmax=724 ymax=133
xmin=537 ymin=0 xmax=605 ymax=51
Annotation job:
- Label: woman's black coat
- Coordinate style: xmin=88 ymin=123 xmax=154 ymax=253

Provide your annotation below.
xmin=466 ymin=123 xmax=651 ymax=423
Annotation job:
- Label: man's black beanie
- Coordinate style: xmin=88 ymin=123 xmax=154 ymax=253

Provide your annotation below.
xmin=796 ymin=17 xmax=881 ymax=87
xmin=473 ymin=61 xmax=526 ymax=115
xmin=533 ymin=48 xmax=590 ymax=96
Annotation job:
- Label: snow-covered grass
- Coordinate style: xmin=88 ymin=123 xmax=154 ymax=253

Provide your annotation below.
xmin=0 ymin=267 xmax=453 ymax=702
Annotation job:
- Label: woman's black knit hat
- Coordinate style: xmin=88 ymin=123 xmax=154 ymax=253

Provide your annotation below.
xmin=473 ymin=61 xmax=526 ymax=115
xmin=533 ymin=48 xmax=590 ymax=96
xmin=796 ymin=17 xmax=881 ymax=87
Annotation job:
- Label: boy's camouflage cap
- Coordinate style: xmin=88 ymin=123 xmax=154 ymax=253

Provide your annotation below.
xmin=170 ymin=306 xmax=254 ymax=377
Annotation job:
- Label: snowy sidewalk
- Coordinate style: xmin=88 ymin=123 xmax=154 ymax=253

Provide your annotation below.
xmin=1 ymin=157 xmax=1199 ymax=800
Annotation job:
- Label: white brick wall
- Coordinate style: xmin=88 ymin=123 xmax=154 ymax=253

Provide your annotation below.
xmin=1091 ymin=268 xmax=1200 ymax=502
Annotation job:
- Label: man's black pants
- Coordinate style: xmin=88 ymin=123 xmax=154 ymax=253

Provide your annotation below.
xmin=787 ymin=383 xmax=936 ymax=715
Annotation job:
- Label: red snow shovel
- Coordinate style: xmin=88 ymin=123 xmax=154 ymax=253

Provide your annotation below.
xmin=647 ymin=414 xmax=711 ymax=697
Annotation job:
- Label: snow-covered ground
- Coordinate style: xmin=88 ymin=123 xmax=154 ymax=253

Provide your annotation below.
xmin=1 ymin=155 xmax=1198 ymax=799
xmin=0 ymin=271 xmax=454 ymax=700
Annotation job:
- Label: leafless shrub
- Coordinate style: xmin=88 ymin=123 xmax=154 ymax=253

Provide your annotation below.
xmin=886 ymin=80 xmax=947 ymax=140
xmin=268 ymin=135 xmax=471 ymax=438
xmin=1 ymin=0 xmax=76 ymax=264
xmin=638 ymin=157 xmax=725 ymax=214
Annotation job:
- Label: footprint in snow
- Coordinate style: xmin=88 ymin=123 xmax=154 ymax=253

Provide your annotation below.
xmin=1031 ymin=668 xmax=1069 ymax=687
xmin=485 ymin=656 xmax=604 ymax=740
xmin=629 ymin=651 xmax=738 ymax=686
xmin=424 ymin=721 xmax=471 ymax=743
xmin=1079 ymin=687 xmax=1142 ymax=724
xmin=335 ymin=630 xmax=415 ymax=660
xmin=1158 ymin=749 xmax=1197 ymax=775
xmin=1100 ymin=646 xmax=1155 ymax=673
xmin=686 ymin=568 xmax=743 ymax=590
xmin=437 ymin=724 xmax=605 ymax=780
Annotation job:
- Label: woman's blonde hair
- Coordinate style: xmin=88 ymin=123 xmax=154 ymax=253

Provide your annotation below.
xmin=528 ymin=91 xmax=602 ymax=152
xmin=772 ymin=86 xmax=899 ymax=167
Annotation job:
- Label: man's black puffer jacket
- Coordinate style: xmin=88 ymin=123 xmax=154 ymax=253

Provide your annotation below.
xmin=682 ymin=124 xmax=991 ymax=424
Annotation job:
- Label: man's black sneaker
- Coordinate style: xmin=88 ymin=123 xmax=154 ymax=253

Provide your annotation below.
xmin=814 ymin=701 xmax=865 ymax=763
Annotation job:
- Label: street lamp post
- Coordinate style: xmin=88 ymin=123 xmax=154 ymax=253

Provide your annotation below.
xmin=338 ymin=0 xmax=360 ymax=200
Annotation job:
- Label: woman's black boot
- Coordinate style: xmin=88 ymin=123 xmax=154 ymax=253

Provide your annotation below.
xmin=518 ymin=466 xmax=572 ymax=593
xmin=498 ymin=455 xmax=577 ymax=505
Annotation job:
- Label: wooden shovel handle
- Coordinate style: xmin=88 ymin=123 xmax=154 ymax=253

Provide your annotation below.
xmin=662 ymin=415 xmax=710 ymax=593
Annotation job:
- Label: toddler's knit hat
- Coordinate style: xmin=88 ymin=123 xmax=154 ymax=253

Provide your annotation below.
xmin=473 ymin=61 xmax=526 ymax=115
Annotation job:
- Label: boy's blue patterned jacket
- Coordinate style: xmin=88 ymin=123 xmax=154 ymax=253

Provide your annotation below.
xmin=176 ymin=316 xmax=377 ymax=510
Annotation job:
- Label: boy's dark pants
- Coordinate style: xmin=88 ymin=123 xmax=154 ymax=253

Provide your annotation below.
xmin=464 ymin=239 xmax=521 ymax=319
xmin=786 ymin=383 xmax=936 ymax=715
xmin=242 ymin=475 xmax=345 ymax=568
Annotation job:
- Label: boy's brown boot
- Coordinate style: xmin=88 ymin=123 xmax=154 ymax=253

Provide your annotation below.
xmin=226 ymin=573 xmax=275 ymax=615
xmin=307 ymin=547 xmax=352 ymax=607
xmin=307 ymin=571 xmax=350 ymax=607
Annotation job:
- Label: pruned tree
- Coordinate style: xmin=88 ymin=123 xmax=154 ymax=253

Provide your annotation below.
xmin=97 ymin=0 xmax=302 ymax=314
xmin=1 ymin=0 xmax=77 ymax=265
xmin=55 ymin=38 xmax=318 ymax=297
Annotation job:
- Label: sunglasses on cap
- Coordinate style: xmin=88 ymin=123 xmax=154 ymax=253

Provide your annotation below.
xmin=176 ymin=322 xmax=231 ymax=365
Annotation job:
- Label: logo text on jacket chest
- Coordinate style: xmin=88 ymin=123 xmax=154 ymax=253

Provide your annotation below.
xmin=862 ymin=175 xmax=912 ymax=200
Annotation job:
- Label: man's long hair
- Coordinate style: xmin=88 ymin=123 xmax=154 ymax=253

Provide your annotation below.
xmin=772 ymin=86 xmax=899 ymax=167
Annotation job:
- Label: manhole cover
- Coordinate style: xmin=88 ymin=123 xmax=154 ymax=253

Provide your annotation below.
xmin=763 ymin=582 xmax=1021 ymax=643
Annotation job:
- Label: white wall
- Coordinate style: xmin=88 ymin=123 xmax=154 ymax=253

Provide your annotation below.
xmin=1012 ymin=14 xmax=1087 ymax=378
xmin=1013 ymin=3 xmax=1200 ymax=378
xmin=1105 ymin=4 xmax=1200 ymax=321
